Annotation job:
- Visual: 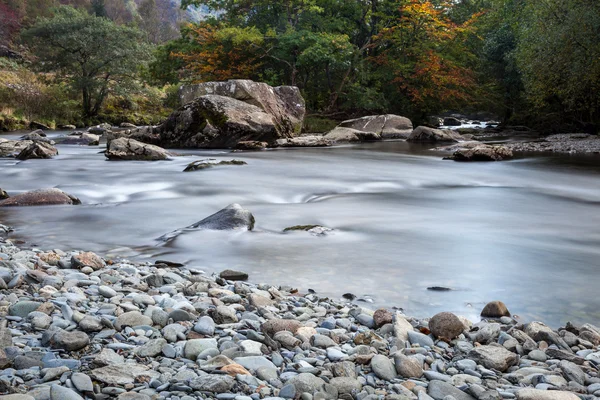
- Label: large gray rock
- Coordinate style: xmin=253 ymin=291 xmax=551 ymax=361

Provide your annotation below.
xmin=0 ymin=188 xmax=80 ymax=207
xmin=190 ymin=203 xmax=255 ymax=231
xmin=324 ymin=127 xmax=381 ymax=143
xmin=20 ymin=130 xmax=54 ymax=143
xmin=49 ymin=330 xmax=90 ymax=351
xmin=90 ymin=364 xmax=160 ymax=385
xmin=50 ymin=385 xmax=83 ymax=400
xmin=288 ymin=373 xmax=327 ymax=393
xmin=338 ymin=114 xmax=413 ymax=139
xmin=428 ymin=380 xmax=476 ymax=400
xmin=105 ymin=138 xmax=171 ymax=161
xmin=159 ymin=95 xmax=282 ymax=149
xmin=16 ymin=142 xmax=58 ymax=160
xmin=370 ymin=354 xmax=396 ymax=381
xmin=0 ymin=138 xmax=33 ymax=157
xmin=179 ymin=79 xmax=305 ymax=135
xmin=468 ymin=345 xmax=518 ymax=372
xmin=407 ymin=126 xmax=463 ymax=142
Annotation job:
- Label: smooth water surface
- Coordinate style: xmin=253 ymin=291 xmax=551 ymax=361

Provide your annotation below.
xmin=1 ymin=131 xmax=600 ymax=327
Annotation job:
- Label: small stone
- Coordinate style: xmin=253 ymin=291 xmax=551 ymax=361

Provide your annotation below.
xmin=8 ymin=301 xmax=42 ymax=318
xmin=135 ymin=339 xmax=167 ymax=358
xmin=114 ymin=311 xmax=152 ymax=331
xmin=279 ymin=384 xmax=297 ymax=399
xmin=515 ymin=389 xmax=579 ymax=400
xmin=394 ymin=353 xmax=423 ymax=378
xmin=481 ymin=301 xmax=511 ymax=318
xmin=373 ymin=309 xmax=393 ymax=328
xmin=213 ymin=305 xmax=238 ymax=324
xmin=79 ymin=316 xmax=103 ymax=332
xmin=262 ymin=319 xmax=302 ymax=336
xmin=288 ymin=373 xmax=326 ymax=393
xmin=71 ymin=373 xmax=93 ymax=392
xmin=184 ymin=338 xmax=218 ymax=360
xmin=468 ymin=345 xmax=518 ymax=372
xmin=428 ymin=380 xmax=476 ymax=400
xmin=219 ymin=269 xmax=249 ymax=281
xmin=394 ymin=313 xmax=414 ymax=340
xmin=98 ymin=285 xmax=117 ymax=298
xmin=370 ymin=354 xmax=396 ymax=381
xmin=188 ymin=374 xmax=235 ymax=393
xmin=194 ymin=316 xmax=215 ymax=335
xmin=329 ymin=377 xmax=362 ymax=395
xmin=234 ymin=356 xmax=277 ymax=371
xmin=50 ymin=385 xmax=83 ymax=400
xmin=408 ymin=330 xmax=435 ymax=347
xmin=51 ymin=330 xmax=90 ymax=351
xmin=221 ymin=363 xmax=251 ymax=376
xmin=429 ymin=312 xmax=465 ymax=340
xmin=71 ymin=252 xmax=105 ymax=270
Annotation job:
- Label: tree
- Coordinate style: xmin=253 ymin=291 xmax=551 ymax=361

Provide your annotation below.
xmin=22 ymin=6 xmax=152 ymax=117
xmin=515 ymin=0 xmax=600 ymax=128
xmin=90 ymin=0 xmax=107 ymax=17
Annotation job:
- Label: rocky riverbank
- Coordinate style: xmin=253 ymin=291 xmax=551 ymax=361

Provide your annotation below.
xmin=0 ymin=235 xmax=599 ymax=400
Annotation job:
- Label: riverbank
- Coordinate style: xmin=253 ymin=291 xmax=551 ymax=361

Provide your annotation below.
xmin=0 ymin=236 xmax=599 ymax=400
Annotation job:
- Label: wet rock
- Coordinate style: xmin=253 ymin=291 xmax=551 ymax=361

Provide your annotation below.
xmin=444 ymin=117 xmax=462 ymax=126
xmin=183 ymin=159 xmax=247 ymax=172
xmin=20 ymin=130 xmax=53 ymax=143
xmin=235 ymin=141 xmax=268 ymax=150
xmin=283 ymin=225 xmax=333 ymax=236
xmin=429 ymin=312 xmax=465 ymax=340
xmin=189 ymin=203 xmax=255 ymax=231
xmin=219 ymin=269 xmax=249 ymax=281
xmin=71 ymin=251 xmax=105 ymax=270
xmin=481 ymin=301 xmax=511 ymax=318
xmin=407 ymin=126 xmax=462 ymax=142
xmin=0 ymin=188 xmax=81 ymax=206
xmin=16 ymin=141 xmax=58 ymax=160
xmin=105 ymin=138 xmax=171 ymax=161
xmin=468 ymin=345 xmax=518 ymax=372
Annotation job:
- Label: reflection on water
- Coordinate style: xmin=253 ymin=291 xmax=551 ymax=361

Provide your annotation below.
xmin=1 ymin=132 xmax=600 ymax=327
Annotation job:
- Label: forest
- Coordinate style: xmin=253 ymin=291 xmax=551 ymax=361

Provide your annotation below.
xmin=0 ymin=0 xmax=599 ymax=133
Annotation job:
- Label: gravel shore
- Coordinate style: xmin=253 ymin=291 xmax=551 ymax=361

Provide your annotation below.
xmin=0 ymin=236 xmax=599 ymax=400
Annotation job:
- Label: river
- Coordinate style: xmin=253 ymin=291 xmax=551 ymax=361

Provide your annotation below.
xmin=1 ymin=130 xmax=600 ymax=327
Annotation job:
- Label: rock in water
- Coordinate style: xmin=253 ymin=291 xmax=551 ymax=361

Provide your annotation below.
xmin=429 ymin=312 xmax=465 ymax=340
xmin=190 ymin=204 xmax=255 ymax=231
xmin=337 ymin=114 xmax=414 ymax=139
xmin=183 ymin=159 xmax=247 ymax=172
xmin=178 ymin=79 xmax=305 ymax=134
xmin=0 ymin=138 xmax=33 ymax=157
xmin=407 ymin=126 xmax=463 ymax=142
xmin=324 ymin=127 xmax=381 ymax=143
xmin=481 ymin=301 xmax=511 ymax=318
xmin=0 ymin=188 xmax=80 ymax=206
xmin=274 ymin=136 xmax=332 ymax=147
xmin=105 ymin=138 xmax=171 ymax=161
xmin=0 ymin=188 xmax=8 ymax=200
xmin=16 ymin=142 xmax=58 ymax=160
xmin=447 ymin=144 xmax=513 ymax=161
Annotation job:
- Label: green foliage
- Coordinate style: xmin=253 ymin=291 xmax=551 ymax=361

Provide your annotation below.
xmin=22 ymin=6 xmax=152 ymax=118
xmin=302 ymin=116 xmax=339 ymax=133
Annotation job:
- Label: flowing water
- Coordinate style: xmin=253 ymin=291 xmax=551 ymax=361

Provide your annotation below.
xmin=1 ymin=131 xmax=600 ymax=327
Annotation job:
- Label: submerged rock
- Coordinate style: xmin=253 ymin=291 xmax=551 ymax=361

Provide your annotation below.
xmin=283 ymin=225 xmax=333 ymax=236
xmin=105 ymin=138 xmax=171 ymax=161
xmin=189 ymin=203 xmax=255 ymax=231
xmin=183 ymin=159 xmax=247 ymax=172
xmin=16 ymin=142 xmax=58 ymax=160
xmin=0 ymin=188 xmax=80 ymax=206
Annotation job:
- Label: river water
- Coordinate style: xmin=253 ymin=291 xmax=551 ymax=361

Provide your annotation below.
xmin=1 ymin=131 xmax=600 ymax=327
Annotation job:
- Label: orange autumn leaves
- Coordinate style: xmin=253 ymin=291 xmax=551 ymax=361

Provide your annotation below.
xmin=172 ymin=23 xmax=263 ymax=82
xmin=374 ymin=0 xmax=479 ymax=111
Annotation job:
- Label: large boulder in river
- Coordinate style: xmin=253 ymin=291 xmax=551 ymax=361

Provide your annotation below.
xmin=179 ymin=79 xmax=305 ymax=135
xmin=105 ymin=138 xmax=171 ymax=161
xmin=407 ymin=126 xmax=463 ymax=143
xmin=20 ymin=130 xmax=54 ymax=144
xmin=324 ymin=127 xmax=381 ymax=143
xmin=0 ymin=139 xmax=33 ymax=157
xmin=16 ymin=142 xmax=58 ymax=160
xmin=337 ymin=114 xmax=413 ymax=139
xmin=158 ymin=95 xmax=282 ymax=149
xmin=0 ymin=188 xmax=80 ymax=207
xmin=190 ymin=204 xmax=255 ymax=231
